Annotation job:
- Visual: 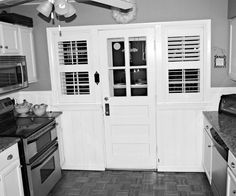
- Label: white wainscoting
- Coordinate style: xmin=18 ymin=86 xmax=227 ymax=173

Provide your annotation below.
xmin=156 ymin=107 xmax=204 ymax=172
xmin=10 ymin=88 xmax=236 ymax=172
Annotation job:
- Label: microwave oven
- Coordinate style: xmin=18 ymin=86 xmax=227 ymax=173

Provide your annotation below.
xmin=0 ymin=55 xmax=28 ymax=94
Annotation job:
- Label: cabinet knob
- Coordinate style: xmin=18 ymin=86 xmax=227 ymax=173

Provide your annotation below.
xmin=7 ymin=154 xmax=13 ymax=160
xmin=231 ymin=162 xmax=236 ymax=168
xmin=233 ymin=190 xmax=236 ymax=194
xmin=206 ymin=125 xmax=209 ymax=129
xmin=0 ymin=45 xmax=2 ymax=49
xmin=208 ymin=145 xmax=211 ymax=148
xmin=5 ymin=46 xmax=8 ymax=49
xmin=104 ymin=97 xmax=109 ymax=101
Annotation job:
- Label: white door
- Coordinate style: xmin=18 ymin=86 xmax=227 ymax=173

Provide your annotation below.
xmin=99 ymin=28 xmax=157 ymax=169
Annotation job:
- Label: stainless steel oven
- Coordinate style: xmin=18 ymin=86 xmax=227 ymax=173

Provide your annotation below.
xmin=0 ymin=97 xmax=62 ymax=196
xmin=27 ymin=142 xmax=61 ymax=196
xmin=23 ymin=120 xmax=58 ymax=164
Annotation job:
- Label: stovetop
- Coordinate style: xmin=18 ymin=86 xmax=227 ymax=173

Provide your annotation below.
xmin=0 ymin=97 xmax=56 ymax=138
xmin=0 ymin=116 xmax=54 ymax=138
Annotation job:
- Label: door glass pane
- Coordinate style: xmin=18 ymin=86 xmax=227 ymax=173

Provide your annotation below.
xmin=108 ymin=38 xmax=125 ymax=67
xmin=40 ymin=156 xmax=55 ymax=183
xmin=130 ymin=68 xmax=147 ymax=96
xmin=129 ymin=37 xmax=146 ymax=66
xmin=110 ymin=69 xmax=126 ymax=96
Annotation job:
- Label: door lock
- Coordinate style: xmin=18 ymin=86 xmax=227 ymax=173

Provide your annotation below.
xmin=105 ymin=103 xmax=110 ymax=116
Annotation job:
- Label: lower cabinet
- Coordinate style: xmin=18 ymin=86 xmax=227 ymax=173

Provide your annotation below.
xmin=203 ymin=117 xmax=213 ymax=183
xmin=0 ymin=144 xmax=24 ymax=196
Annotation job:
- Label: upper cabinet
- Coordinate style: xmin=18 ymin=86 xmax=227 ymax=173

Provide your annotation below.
xmin=18 ymin=26 xmax=37 ymax=83
xmin=228 ymin=0 xmax=236 ymax=19
xmin=0 ymin=22 xmax=19 ymax=54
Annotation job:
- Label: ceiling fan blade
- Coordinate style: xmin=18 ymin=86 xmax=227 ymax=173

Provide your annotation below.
xmin=77 ymin=0 xmax=133 ymax=10
xmin=0 ymin=0 xmax=36 ymax=8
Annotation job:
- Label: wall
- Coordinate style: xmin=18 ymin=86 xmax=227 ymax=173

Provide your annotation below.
xmin=9 ymin=0 xmax=236 ymax=90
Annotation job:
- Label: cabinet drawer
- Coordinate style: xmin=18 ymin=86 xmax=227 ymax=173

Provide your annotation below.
xmin=0 ymin=144 xmax=19 ymax=171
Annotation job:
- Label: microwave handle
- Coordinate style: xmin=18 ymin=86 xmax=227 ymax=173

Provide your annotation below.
xmin=31 ymin=143 xmax=58 ymax=170
xmin=19 ymin=64 xmax=24 ymax=86
xmin=27 ymin=123 xmax=57 ymax=144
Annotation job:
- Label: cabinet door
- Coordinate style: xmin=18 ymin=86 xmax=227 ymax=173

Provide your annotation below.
xmin=227 ymin=168 xmax=236 ymax=196
xmin=0 ymin=23 xmax=19 ymax=54
xmin=203 ymin=129 xmax=213 ymax=183
xmin=56 ymin=116 xmax=65 ymax=167
xmin=18 ymin=26 xmax=37 ymax=83
xmin=0 ymin=159 xmax=24 ymax=196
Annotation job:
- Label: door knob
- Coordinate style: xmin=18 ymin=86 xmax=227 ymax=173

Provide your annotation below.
xmin=104 ymin=97 xmax=109 ymax=101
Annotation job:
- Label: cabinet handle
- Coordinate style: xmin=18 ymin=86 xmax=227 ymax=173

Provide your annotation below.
xmin=5 ymin=46 xmax=8 ymax=49
xmin=231 ymin=162 xmax=236 ymax=168
xmin=7 ymin=154 xmax=13 ymax=160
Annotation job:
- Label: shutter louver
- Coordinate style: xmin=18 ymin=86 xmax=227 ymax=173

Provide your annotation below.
xmin=168 ymin=69 xmax=200 ymax=93
xmin=168 ymin=36 xmax=200 ymax=62
xmin=58 ymin=40 xmax=88 ymax=65
xmin=61 ymin=72 xmax=90 ymax=95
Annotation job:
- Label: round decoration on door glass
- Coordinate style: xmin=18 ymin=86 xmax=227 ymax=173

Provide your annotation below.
xmin=113 ymin=43 xmax=121 ymax=50
xmin=111 ymin=0 xmax=137 ymax=24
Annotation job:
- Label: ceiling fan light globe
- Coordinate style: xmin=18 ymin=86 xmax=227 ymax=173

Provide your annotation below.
xmin=55 ymin=0 xmax=69 ymax=15
xmin=64 ymin=3 xmax=76 ymax=18
xmin=36 ymin=0 xmax=53 ymax=17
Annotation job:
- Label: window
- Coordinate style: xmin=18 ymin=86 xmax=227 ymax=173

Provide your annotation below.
xmin=48 ymin=29 xmax=96 ymax=104
xmin=163 ymin=26 xmax=204 ymax=101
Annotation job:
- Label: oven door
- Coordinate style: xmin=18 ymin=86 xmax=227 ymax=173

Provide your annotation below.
xmin=25 ymin=121 xmax=57 ymax=164
xmin=27 ymin=142 xmax=61 ymax=196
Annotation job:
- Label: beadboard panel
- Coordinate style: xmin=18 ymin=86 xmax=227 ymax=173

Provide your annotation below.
xmin=12 ymin=87 xmax=236 ymax=171
xmin=59 ymin=109 xmax=105 ymax=170
xmin=156 ymin=109 xmax=204 ymax=172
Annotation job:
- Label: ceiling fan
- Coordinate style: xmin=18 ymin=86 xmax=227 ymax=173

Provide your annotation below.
xmin=0 ymin=0 xmax=133 ymax=10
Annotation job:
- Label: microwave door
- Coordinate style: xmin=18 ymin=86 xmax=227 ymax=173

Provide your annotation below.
xmin=0 ymin=67 xmax=21 ymax=93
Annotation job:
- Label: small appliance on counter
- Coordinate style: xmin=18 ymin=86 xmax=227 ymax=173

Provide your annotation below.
xmin=218 ymin=94 xmax=236 ymax=115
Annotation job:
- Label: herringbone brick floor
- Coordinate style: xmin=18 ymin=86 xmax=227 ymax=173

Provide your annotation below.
xmin=49 ymin=170 xmax=213 ymax=196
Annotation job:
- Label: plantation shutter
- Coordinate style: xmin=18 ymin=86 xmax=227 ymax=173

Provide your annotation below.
xmin=49 ymin=30 xmax=96 ymax=104
xmin=163 ymin=26 xmax=204 ymax=101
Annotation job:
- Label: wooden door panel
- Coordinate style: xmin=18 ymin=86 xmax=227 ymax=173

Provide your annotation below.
xmin=99 ymin=28 xmax=156 ymax=169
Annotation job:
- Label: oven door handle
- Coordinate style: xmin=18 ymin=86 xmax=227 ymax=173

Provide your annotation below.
xmin=31 ymin=143 xmax=58 ymax=170
xmin=27 ymin=123 xmax=56 ymax=144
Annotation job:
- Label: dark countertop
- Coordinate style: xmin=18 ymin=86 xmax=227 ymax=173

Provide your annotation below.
xmin=15 ymin=111 xmax=62 ymax=118
xmin=203 ymin=111 xmax=236 ymax=157
xmin=0 ymin=137 xmax=20 ymax=153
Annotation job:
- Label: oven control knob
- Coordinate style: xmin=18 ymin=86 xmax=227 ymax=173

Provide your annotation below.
xmin=231 ymin=162 xmax=236 ymax=168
